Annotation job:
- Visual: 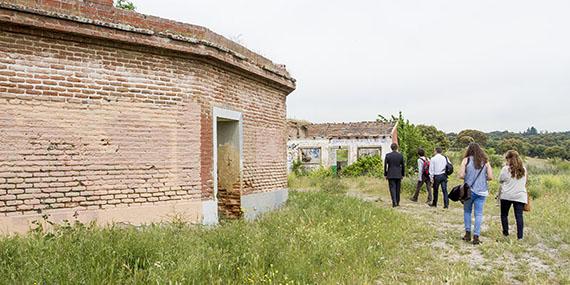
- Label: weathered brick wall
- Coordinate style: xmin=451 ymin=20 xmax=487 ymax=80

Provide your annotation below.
xmin=195 ymin=58 xmax=288 ymax=198
xmin=0 ymin=23 xmax=288 ymax=219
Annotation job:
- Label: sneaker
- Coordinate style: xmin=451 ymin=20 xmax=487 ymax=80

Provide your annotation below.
xmin=429 ymin=204 xmax=437 ymax=207
xmin=410 ymin=198 xmax=418 ymax=202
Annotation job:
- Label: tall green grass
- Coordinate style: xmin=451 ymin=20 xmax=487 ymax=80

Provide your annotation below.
xmin=0 ymin=191 xmax=456 ymax=284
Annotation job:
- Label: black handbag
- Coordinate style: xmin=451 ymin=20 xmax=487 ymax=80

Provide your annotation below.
xmin=449 ymin=183 xmax=470 ymax=202
xmin=449 ymin=159 xmax=485 ymax=203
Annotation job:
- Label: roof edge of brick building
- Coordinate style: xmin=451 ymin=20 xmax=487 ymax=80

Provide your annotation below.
xmin=0 ymin=0 xmax=296 ymax=93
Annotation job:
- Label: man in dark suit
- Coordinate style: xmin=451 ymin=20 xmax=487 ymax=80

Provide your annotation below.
xmin=384 ymin=143 xmax=405 ymax=207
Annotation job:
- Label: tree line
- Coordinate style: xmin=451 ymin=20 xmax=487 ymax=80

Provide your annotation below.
xmin=449 ymin=128 xmax=570 ymax=160
xmin=379 ymin=113 xmax=569 ymax=174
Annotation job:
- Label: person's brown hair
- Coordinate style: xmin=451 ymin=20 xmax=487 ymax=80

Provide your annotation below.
xmin=464 ymin=143 xmax=488 ymax=170
xmin=505 ymin=150 xmax=526 ymax=179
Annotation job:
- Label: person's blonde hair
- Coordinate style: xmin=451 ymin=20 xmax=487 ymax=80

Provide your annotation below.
xmin=505 ymin=150 xmax=525 ymax=179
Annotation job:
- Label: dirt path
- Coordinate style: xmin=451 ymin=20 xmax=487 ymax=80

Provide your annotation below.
xmin=348 ymin=190 xmax=564 ymax=283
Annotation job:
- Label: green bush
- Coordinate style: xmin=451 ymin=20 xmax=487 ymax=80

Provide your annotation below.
xmin=401 ymin=177 xmax=417 ymax=196
xmin=341 ymin=155 xmax=384 ymax=178
xmin=319 ymin=177 xmax=348 ymax=194
xmin=291 ymin=159 xmax=307 ymax=176
xmin=550 ymin=159 xmax=570 ymax=173
xmin=308 ymin=166 xmax=334 ymax=180
xmin=488 ymin=153 xmax=503 ymax=168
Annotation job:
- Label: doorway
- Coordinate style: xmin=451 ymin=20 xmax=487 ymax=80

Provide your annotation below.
xmin=335 ymin=147 xmax=349 ymax=172
xmin=213 ymin=108 xmax=243 ymax=219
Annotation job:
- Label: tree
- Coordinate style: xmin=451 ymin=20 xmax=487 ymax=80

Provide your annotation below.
xmin=417 ymin=125 xmax=450 ymax=151
xmin=379 ymin=112 xmax=434 ymax=175
xmin=115 ymin=0 xmax=136 ymax=10
xmin=457 ymin=129 xmax=488 ymax=146
xmin=497 ymin=138 xmax=529 ymax=155
xmin=528 ymin=144 xmax=547 ymax=158
xmin=544 ymin=146 xmax=567 ymax=159
xmin=523 ymin=126 xmax=538 ymax=136
xmin=455 ymin=135 xmax=475 ymax=148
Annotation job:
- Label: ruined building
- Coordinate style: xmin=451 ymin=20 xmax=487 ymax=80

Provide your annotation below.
xmin=288 ymin=120 xmax=398 ymax=171
xmin=0 ymin=0 xmax=296 ymax=233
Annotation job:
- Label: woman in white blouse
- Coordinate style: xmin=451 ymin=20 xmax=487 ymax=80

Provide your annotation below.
xmin=499 ymin=150 xmax=528 ymax=240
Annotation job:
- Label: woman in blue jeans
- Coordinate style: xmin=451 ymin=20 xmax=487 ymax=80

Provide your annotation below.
xmin=459 ymin=143 xmax=494 ymax=245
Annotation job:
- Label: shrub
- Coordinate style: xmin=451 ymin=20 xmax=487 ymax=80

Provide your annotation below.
xmin=291 ymin=159 xmax=307 ymax=176
xmin=526 ymin=176 xmax=542 ymax=199
xmin=488 ymin=153 xmax=503 ymax=168
xmin=542 ymin=175 xmax=563 ymax=190
xmin=319 ymin=177 xmax=348 ymax=194
xmin=401 ymin=177 xmax=417 ymax=196
xmin=550 ymin=159 xmax=570 ymax=173
xmin=527 ymin=163 xmax=559 ymax=176
xmin=308 ymin=166 xmax=334 ymax=180
xmin=341 ymin=155 xmax=384 ymax=178
xmin=115 ymin=0 xmax=136 ymax=10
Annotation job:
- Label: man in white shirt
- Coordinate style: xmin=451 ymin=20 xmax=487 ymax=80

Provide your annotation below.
xmin=429 ymin=147 xmax=450 ymax=208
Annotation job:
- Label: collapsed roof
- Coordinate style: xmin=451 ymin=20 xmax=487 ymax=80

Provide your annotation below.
xmin=288 ymin=120 xmax=396 ymax=139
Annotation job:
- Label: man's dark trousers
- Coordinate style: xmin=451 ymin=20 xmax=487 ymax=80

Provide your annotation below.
xmin=384 ymin=151 xmax=405 ymax=207
xmin=432 ymin=174 xmax=449 ymax=208
xmin=388 ymin=179 xmax=402 ymax=207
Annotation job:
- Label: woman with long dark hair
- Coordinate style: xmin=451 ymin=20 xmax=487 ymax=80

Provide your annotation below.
xmin=499 ymin=150 xmax=528 ymax=240
xmin=459 ymin=143 xmax=494 ymax=245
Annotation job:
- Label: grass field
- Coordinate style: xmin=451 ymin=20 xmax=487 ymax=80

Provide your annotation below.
xmin=0 ymin=158 xmax=568 ymax=284
xmin=290 ymin=156 xmax=570 ymax=284
xmin=0 ymin=190 xmax=470 ymax=284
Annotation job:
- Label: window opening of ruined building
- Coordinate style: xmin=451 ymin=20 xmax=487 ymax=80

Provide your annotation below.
xmin=299 ymin=147 xmax=321 ymax=164
xmin=358 ymin=147 xmax=382 ymax=158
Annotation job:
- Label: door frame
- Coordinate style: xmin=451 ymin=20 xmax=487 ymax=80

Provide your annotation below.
xmin=212 ymin=107 xmax=244 ymax=204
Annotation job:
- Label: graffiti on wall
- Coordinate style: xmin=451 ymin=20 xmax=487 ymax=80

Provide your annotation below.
xmin=300 ymin=148 xmax=321 ymax=164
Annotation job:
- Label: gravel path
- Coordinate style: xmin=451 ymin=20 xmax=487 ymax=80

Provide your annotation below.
xmin=348 ymin=190 xmax=563 ymax=283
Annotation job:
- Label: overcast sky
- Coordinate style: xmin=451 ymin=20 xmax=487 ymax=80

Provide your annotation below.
xmin=136 ymin=0 xmax=570 ymax=133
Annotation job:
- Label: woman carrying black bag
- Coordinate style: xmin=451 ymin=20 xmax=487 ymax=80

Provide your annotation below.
xmin=459 ymin=143 xmax=494 ymax=245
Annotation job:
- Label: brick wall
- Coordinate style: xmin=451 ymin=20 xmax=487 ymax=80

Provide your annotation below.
xmin=0 ymin=25 xmax=289 ymax=222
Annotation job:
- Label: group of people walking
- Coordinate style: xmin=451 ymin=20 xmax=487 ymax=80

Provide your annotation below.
xmin=384 ymin=142 xmax=529 ymax=245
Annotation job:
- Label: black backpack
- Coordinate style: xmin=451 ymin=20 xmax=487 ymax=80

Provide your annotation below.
xmin=445 ymin=156 xmax=454 ymax=176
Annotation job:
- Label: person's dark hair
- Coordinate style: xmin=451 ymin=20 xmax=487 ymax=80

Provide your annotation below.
xmin=505 ymin=150 xmax=525 ymax=179
xmin=417 ymin=148 xmax=425 ymax=157
xmin=391 ymin=143 xmax=398 ymax=151
xmin=464 ymin=143 xmax=488 ymax=170
xmin=435 ymin=147 xmax=443 ymax=154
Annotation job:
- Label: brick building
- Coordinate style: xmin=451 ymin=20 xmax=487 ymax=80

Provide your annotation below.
xmin=0 ymin=0 xmax=296 ymax=233
xmin=287 ymin=120 xmax=398 ymax=171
